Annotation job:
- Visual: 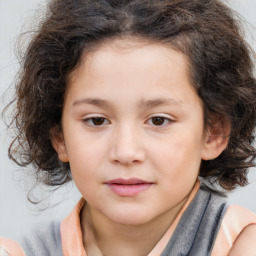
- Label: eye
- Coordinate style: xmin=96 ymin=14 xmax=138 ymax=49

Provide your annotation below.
xmin=83 ymin=117 xmax=110 ymax=126
xmin=146 ymin=116 xmax=173 ymax=126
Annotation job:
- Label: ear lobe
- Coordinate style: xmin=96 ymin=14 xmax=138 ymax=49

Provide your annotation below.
xmin=50 ymin=127 xmax=69 ymax=163
xmin=201 ymin=117 xmax=230 ymax=160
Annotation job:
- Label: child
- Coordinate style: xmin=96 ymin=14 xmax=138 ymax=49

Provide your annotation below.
xmin=1 ymin=0 xmax=256 ymax=255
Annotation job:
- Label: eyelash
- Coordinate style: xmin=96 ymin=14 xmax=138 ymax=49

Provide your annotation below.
xmin=83 ymin=117 xmax=110 ymax=126
xmin=146 ymin=116 xmax=173 ymax=127
xmin=82 ymin=115 xmax=174 ymax=128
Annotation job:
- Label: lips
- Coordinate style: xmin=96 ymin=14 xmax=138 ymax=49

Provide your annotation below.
xmin=105 ymin=178 xmax=154 ymax=197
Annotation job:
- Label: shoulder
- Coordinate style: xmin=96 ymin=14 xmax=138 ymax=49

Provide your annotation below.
xmin=21 ymin=220 xmax=63 ymax=256
xmin=0 ymin=221 xmax=62 ymax=256
xmin=0 ymin=238 xmax=25 ymax=256
xmin=228 ymin=224 xmax=256 ymax=256
xmin=212 ymin=205 xmax=256 ymax=256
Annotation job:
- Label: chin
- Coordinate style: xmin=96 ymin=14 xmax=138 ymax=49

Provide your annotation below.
xmin=107 ymin=210 xmax=155 ymax=226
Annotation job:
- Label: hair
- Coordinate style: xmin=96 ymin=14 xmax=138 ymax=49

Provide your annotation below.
xmin=7 ymin=0 xmax=256 ymax=191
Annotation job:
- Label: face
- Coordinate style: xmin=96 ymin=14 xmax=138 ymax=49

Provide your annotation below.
xmin=53 ymin=39 xmax=225 ymax=226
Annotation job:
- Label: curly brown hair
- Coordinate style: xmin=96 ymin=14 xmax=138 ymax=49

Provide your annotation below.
xmin=7 ymin=0 xmax=256 ymax=191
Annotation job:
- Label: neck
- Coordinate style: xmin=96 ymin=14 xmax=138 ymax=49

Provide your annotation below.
xmin=81 ymin=199 xmax=187 ymax=256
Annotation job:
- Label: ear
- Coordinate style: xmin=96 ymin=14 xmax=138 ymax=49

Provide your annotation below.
xmin=50 ymin=126 xmax=69 ymax=163
xmin=201 ymin=116 xmax=230 ymax=160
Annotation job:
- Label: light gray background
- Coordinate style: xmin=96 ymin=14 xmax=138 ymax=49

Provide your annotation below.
xmin=0 ymin=0 xmax=256 ymax=244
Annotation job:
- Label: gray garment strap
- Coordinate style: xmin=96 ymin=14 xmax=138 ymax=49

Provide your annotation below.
xmin=22 ymin=220 xmax=63 ymax=256
xmin=161 ymin=187 xmax=228 ymax=256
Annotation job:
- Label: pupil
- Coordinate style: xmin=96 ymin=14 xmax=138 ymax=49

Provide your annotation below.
xmin=152 ymin=117 xmax=164 ymax=125
xmin=93 ymin=117 xmax=104 ymax=125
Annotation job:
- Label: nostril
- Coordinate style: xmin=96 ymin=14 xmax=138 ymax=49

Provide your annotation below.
xmin=111 ymin=152 xmax=145 ymax=166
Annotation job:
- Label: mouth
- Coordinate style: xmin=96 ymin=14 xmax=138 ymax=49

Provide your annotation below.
xmin=104 ymin=178 xmax=154 ymax=197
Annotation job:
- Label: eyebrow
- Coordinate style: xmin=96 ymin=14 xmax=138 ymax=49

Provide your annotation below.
xmin=72 ymin=98 xmax=111 ymax=108
xmin=138 ymin=98 xmax=184 ymax=108
xmin=72 ymin=97 xmax=184 ymax=108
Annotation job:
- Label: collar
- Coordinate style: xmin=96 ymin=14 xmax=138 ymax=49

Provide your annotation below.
xmin=61 ymin=180 xmax=200 ymax=256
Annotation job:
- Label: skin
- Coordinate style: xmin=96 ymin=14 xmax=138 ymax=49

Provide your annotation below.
xmin=52 ymin=38 xmax=233 ymax=255
xmin=228 ymin=224 xmax=256 ymax=256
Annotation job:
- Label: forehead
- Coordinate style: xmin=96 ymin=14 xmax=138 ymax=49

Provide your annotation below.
xmin=66 ymin=38 xmax=199 ymax=108
xmin=69 ymin=37 xmax=192 ymax=84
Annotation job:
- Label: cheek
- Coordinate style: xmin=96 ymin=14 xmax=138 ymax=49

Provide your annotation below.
xmin=65 ymin=139 xmax=96 ymax=179
xmin=65 ymin=134 xmax=109 ymax=182
xmin=151 ymin=132 xmax=203 ymax=176
xmin=64 ymin=125 xmax=105 ymax=162
xmin=68 ymin=147 xmax=101 ymax=199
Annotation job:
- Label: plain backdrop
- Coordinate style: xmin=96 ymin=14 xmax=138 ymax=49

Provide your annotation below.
xmin=0 ymin=0 xmax=256 ymax=244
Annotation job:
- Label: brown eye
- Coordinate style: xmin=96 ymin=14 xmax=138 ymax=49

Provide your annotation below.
xmin=83 ymin=117 xmax=109 ymax=126
xmin=151 ymin=117 xmax=166 ymax=126
xmin=146 ymin=116 xmax=172 ymax=127
xmin=91 ymin=117 xmax=106 ymax=126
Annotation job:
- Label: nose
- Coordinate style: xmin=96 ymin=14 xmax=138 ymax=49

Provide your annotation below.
xmin=109 ymin=124 xmax=145 ymax=166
